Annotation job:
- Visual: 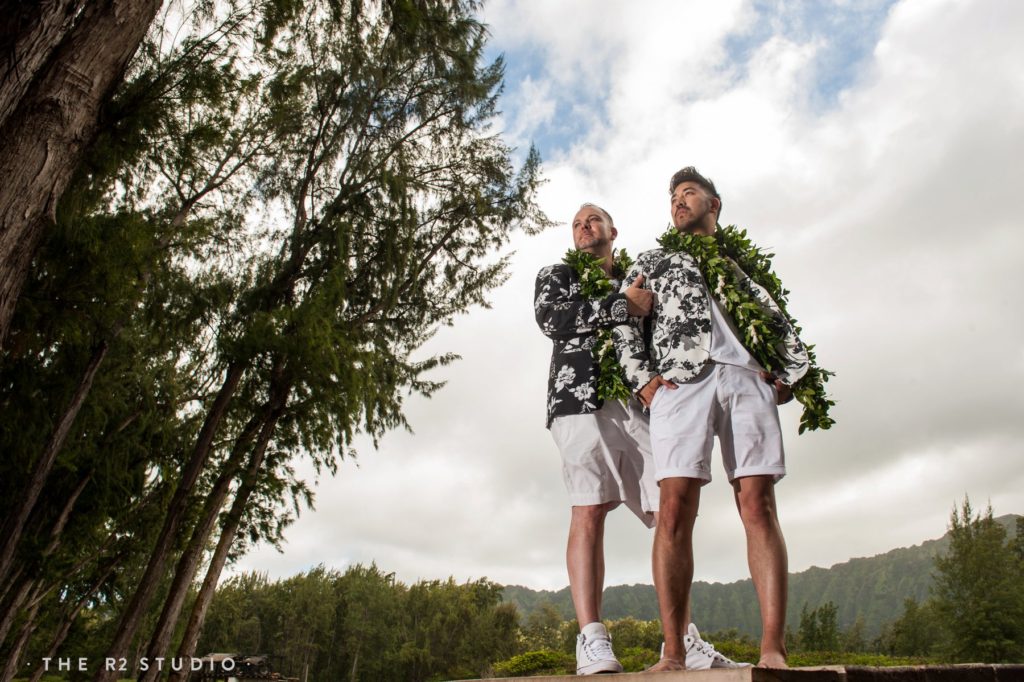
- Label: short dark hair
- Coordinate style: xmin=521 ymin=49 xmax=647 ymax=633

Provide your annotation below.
xmin=669 ymin=166 xmax=722 ymax=215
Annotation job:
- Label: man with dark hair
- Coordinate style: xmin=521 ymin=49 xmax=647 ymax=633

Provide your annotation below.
xmin=613 ymin=167 xmax=809 ymax=670
xmin=668 ymin=166 xmax=722 ymax=209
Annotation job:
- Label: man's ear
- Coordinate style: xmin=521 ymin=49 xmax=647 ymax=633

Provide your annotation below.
xmin=610 ymin=226 xmax=619 ymax=241
xmin=711 ymin=197 xmax=721 ymax=216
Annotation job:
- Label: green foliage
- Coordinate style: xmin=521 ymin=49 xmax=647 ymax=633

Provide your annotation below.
xmin=494 ymin=626 xmax=934 ymax=674
xmin=930 ymin=498 xmax=1024 ymax=662
xmin=199 ymin=564 xmax=517 ymax=682
xmin=786 ymin=651 xmax=935 ymax=667
xmin=876 ymin=598 xmax=941 ymax=657
xmin=593 ymin=330 xmax=633 ymax=405
xmin=1013 ymin=517 xmax=1024 ymax=563
xmin=610 ymin=614 xmax=659 ymax=647
xmin=657 ymin=224 xmax=835 ymax=432
xmin=797 ymin=601 xmax=840 ymax=652
xmin=561 ymin=249 xmax=634 ymax=299
xmin=608 ymin=616 xmax=662 ymax=651
xmin=491 ymin=649 xmax=574 ymax=677
xmin=1 ymin=0 xmax=548 ymax=672
xmin=561 ymin=248 xmax=635 ymax=404
xmin=706 ymin=634 xmax=758 ymax=666
xmin=521 ymin=601 xmax=564 ymax=652
xmin=617 ymin=645 xmax=659 ymax=672
xmin=841 ymin=616 xmax=867 ymax=653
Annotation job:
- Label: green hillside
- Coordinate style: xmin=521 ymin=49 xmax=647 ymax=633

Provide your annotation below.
xmin=502 ymin=514 xmax=1020 ymax=638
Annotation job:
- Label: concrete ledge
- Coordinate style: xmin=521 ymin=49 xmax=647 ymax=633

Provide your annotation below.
xmin=457 ymin=664 xmax=1024 ymax=682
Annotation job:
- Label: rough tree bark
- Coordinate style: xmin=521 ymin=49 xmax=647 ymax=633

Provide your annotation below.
xmin=0 ymin=0 xmax=87 ymax=128
xmin=0 ymin=586 xmax=42 ymax=682
xmin=0 ymin=0 xmax=161 ymax=347
xmin=0 ymin=577 xmax=33 ymax=650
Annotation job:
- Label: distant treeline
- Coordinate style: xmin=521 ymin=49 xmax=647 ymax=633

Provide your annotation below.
xmin=198 ymin=565 xmax=519 ymax=681
xmin=503 ymin=513 xmax=1022 ymax=638
xmin=192 ymin=501 xmax=1023 ymax=680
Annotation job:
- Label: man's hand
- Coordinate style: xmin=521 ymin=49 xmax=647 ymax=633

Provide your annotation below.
xmin=624 ymin=274 xmax=654 ymax=317
xmin=759 ymin=371 xmax=793 ymax=405
xmin=639 ymin=375 xmax=677 ymax=407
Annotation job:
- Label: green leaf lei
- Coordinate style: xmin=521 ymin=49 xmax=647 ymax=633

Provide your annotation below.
xmin=562 ymin=248 xmax=635 ymax=405
xmin=657 ymin=224 xmax=835 ymax=433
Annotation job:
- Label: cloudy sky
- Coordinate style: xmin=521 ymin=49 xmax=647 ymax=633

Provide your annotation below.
xmin=235 ymin=0 xmax=1024 ymax=591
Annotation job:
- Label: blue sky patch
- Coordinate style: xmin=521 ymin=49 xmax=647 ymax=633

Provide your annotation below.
xmin=724 ymin=0 xmax=899 ymax=108
xmin=485 ymin=42 xmax=610 ymax=162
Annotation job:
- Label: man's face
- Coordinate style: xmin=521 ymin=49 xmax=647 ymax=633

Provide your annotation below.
xmin=670 ymin=181 xmax=718 ymax=233
xmin=572 ymin=206 xmax=616 ymax=252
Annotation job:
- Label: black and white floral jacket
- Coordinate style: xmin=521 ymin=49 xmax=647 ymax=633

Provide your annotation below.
xmin=534 ymin=262 xmax=630 ymax=428
xmin=611 ymin=248 xmax=809 ymax=393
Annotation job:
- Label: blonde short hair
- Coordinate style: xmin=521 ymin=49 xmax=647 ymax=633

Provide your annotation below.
xmin=578 ymin=202 xmax=614 ymax=226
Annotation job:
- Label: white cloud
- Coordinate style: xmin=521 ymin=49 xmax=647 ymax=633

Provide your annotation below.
xmin=236 ymin=0 xmax=1024 ymax=592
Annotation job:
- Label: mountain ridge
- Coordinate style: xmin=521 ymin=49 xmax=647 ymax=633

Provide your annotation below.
xmin=502 ymin=513 xmax=1020 ymax=638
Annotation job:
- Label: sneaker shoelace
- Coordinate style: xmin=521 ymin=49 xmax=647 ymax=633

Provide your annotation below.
xmin=693 ymin=637 xmax=725 ymax=661
xmin=585 ymin=636 xmax=616 ymax=661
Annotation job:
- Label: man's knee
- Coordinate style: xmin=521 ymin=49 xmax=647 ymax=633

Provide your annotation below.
xmin=735 ymin=478 xmax=779 ymax=528
xmin=571 ymin=502 xmax=614 ymax=524
xmin=657 ymin=478 xmax=700 ymax=533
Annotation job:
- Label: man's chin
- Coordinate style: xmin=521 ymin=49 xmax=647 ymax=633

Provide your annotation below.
xmin=673 ymin=221 xmax=704 ymax=234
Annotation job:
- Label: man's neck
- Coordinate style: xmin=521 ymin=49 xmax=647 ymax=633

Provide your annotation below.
xmin=583 ymin=248 xmax=614 ymax=274
xmin=677 ymin=220 xmax=717 ymax=237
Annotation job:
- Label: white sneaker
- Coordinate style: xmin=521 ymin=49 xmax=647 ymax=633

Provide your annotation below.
xmin=576 ymin=622 xmax=624 ymax=675
xmin=685 ymin=623 xmax=752 ymax=669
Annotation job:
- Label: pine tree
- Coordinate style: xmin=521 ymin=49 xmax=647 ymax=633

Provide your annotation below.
xmin=931 ymin=498 xmax=1024 ymax=662
xmin=885 ymin=598 xmax=940 ymax=656
xmin=797 ymin=601 xmax=839 ymax=651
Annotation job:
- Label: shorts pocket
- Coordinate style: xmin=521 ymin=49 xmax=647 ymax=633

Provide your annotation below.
xmin=649 ymin=384 xmax=666 ymax=410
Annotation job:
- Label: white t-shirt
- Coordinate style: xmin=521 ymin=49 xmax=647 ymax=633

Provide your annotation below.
xmin=707 ymin=295 xmax=763 ymax=373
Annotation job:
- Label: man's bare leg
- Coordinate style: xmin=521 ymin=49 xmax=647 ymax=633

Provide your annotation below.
xmin=648 ymin=477 xmax=701 ymax=672
xmin=567 ymin=503 xmax=611 ymax=626
xmin=734 ymin=475 xmax=788 ymax=667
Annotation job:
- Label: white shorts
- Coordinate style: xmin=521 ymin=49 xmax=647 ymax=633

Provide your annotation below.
xmin=550 ymin=399 xmax=659 ymax=527
xmin=649 ymin=363 xmax=786 ymax=484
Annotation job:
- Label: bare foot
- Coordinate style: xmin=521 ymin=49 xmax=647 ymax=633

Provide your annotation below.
xmin=757 ymin=652 xmax=788 ymax=668
xmin=646 ymin=657 xmax=685 ymax=672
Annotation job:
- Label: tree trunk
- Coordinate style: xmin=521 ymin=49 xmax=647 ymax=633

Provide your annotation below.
xmin=7 ymin=472 xmax=93 ymax=619
xmin=0 ymin=341 xmax=107 ymax=588
xmin=28 ymin=559 xmax=118 ymax=682
xmin=0 ymin=565 xmax=22 ymax=615
xmin=0 ymin=0 xmax=162 ymax=347
xmin=96 ymin=362 xmax=245 ymax=682
xmin=40 ymin=472 xmax=92 ymax=558
xmin=0 ymin=590 xmax=41 ymax=682
xmin=0 ymin=576 xmax=33 ymax=650
xmin=168 ymin=381 xmax=290 ymax=682
xmin=0 ymin=0 xmax=87 ymax=129
xmin=138 ymin=412 xmax=266 ymax=682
